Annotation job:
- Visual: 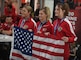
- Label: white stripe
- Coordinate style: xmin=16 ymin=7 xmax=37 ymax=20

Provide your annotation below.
xmin=45 ymin=54 xmax=64 ymax=60
xmin=74 ymin=37 xmax=77 ymax=41
xmin=34 ymin=35 xmax=65 ymax=45
xmin=10 ymin=56 xmax=23 ymax=60
xmin=11 ymin=56 xmax=39 ymax=60
xmin=33 ymin=43 xmax=64 ymax=53
xmin=33 ymin=50 xmax=64 ymax=60
xmin=31 ymin=18 xmax=37 ymax=27
xmin=64 ymin=18 xmax=77 ymax=41
xmin=11 ymin=49 xmax=32 ymax=60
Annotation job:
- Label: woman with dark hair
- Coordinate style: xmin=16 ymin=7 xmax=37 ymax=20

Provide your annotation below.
xmin=53 ymin=3 xmax=77 ymax=60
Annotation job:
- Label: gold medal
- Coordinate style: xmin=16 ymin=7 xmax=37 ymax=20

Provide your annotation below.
xmin=58 ymin=26 xmax=62 ymax=32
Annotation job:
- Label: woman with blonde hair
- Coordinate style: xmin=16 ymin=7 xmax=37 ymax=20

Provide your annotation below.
xmin=18 ymin=5 xmax=37 ymax=33
xmin=37 ymin=7 xmax=53 ymax=35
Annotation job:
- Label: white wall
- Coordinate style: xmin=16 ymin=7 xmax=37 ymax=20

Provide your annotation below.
xmin=34 ymin=0 xmax=38 ymax=11
xmin=44 ymin=0 xmax=54 ymax=18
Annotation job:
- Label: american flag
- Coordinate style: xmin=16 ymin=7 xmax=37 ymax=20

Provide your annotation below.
xmin=10 ymin=26 xmax=33 ymax=60
xmin=10 ymin=26 xmax=65 ymax=60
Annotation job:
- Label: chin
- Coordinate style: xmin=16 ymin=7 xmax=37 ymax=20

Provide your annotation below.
xmin=22 ymin=16 xmax=25 ymax=18
xmin=55 ymin=14 xmax=58 ymax=17
xmin=39 ymin=18 xmax=42 ymax=20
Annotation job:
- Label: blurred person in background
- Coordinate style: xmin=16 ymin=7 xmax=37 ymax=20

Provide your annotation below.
xmin=0 ymin=16 xmax=14 ymax=35
xmin=4 ymin=0 xmax=17 ymax=23
xmin=0 ymin=16 xmax=13 ymax=60
xmin=34 ymin=2 xmax=40 ymax=22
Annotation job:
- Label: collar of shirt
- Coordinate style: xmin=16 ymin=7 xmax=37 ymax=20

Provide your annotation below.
xmin=40 ymin=20 xmax=47 ymax=26
xmin=23 ymin=17 xmax=31 ymax=22
xmin=37 ymin=20 xmax=47 ymax=31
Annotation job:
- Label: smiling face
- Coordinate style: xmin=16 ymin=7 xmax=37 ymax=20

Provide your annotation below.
xmin=54 ymin=3 xmax=70 ymax=19
xmin=21 ymin=7 xmax=30 ymax=18
xmin=39 ymin=9 xmax=47 ymax=22
xmin=5 ymin=16 xmax=13 ymax=23
xmin=55 ymin=5 xmax=65 ymax=19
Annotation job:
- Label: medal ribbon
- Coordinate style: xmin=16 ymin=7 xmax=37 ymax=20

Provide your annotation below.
xmin=20 ymin=19 xmax=26 ymax=28
xmin=54 ymin=18 xmax=64 ymax=35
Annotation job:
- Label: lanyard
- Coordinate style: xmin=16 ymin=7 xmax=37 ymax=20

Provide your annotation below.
xmin=37 ymin=21 xmax=47 ymax=31
xmin=20 ymin=19 xmax=26 ymax=28
xmin=54 ymin=18 xmax=64 ymax=35
xmin=37 ymin=23 xmax=43 ymax=31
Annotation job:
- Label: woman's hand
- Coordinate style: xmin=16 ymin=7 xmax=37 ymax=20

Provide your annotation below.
xmin=44 ymin=32 xmax=50 ymax=36
xmin=61 ymin=36 xmax=69 ymax=42
xmin=23 ymin=25 xmax=28 ymax=29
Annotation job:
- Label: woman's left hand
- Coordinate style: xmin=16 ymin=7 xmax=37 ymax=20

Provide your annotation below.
xmin=61 ymin=36 xmax=69 ymax=42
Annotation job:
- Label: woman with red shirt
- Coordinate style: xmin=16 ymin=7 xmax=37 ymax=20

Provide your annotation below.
xmin=37 ymin=7 xmax=53 ymax=35
xmin=1 ymin=16 xmax=14 ymax=35
xmin=53 ymin=3 xmax=77 ymax=60
xmin=18 ymin=6 xmax=37 ymax=33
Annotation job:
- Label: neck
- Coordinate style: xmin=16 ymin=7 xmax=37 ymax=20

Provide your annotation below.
xmin=24 ymin=16 xmax=30 ymax=20
xmin=40 ymin=19 xmax=47 ymax=23
xmin=58 ymin=15 xmax=65 ymax=19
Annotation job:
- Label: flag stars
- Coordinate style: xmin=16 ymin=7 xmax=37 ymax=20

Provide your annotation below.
xmin=18 ymin=32 xmax=21 ymax=34
xmin=29 ymin=51 xmax=31 ymax=53
xmin=22 ymin=38 xmax=24 ymax=40
xmin=26 ymin=50 xmax=28 ymax=53
xmin=16 ymin=33 xmax=18 ymax=36
xmin=23 ymin=45 xmax=25 ymax=47
xmin=24 ymin=32 xmax=26 ymax=34
xmin=20 ymin=35 xmax=22 ymax=37
xmin=21 ymin=42 xmax=23 ymax=44
xmin=27 ymin=33 xmax=29 ymax=35
xmin=18 ymin=36 xmax=20 ymax=39
xmin=27 ymin=37 xmax=29 ymax=39
xmin=19 ymin=39 xmax=21 ymax=41
xmin=22 ymin=49 xmax=24 ymax=52
xmin=20 ymin=46 xmax=22 ymax=49
xmin=13 ymin=27 xmax=33 ymax=56
xmin=17 ymin=29 xmax=19 ymax=32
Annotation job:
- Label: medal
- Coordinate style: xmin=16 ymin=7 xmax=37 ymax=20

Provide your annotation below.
xmin=58 ymin=26 xmax=62 ymax=32
xmin=23 ymin=25 xmax=28 ymax=29
xmin=43 ymin=28 xmax=47 ymax=32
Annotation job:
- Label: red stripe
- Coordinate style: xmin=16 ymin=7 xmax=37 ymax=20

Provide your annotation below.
xmin=32 ymin=47 xmax=64 ymax=56
xmin=12 ymin=53 xmax=27 ymax=60
xmin=33 ymin=40 xmax=65 ymax=49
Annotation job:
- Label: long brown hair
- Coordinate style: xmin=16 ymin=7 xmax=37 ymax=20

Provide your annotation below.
xmin=56 ymin=3 xmax=70 ymax=16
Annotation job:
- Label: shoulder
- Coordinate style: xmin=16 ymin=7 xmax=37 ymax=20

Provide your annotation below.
xmin=53 ymin=19 xmax=58 ymax=25
xmin=31 ymin=18 xmax=37 ymax=27
xmin=63 ymin=18 xmax=72 ymax=26
xmin=47 ymin=20 xmax=53 ymax=26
